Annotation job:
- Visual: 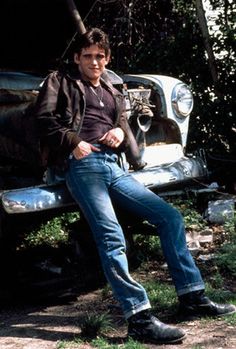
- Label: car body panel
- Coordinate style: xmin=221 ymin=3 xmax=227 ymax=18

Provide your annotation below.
xmin=0 ymin=70 xmax=209 ymax=215
xmin=122 ymin=74 xmax=192 ymax=148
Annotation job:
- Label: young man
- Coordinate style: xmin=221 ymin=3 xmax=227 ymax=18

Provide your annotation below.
xmin=35 ymin=28 xmax=235 ymax=345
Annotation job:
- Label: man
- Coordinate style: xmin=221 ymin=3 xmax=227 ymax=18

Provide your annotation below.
xmin=35 ymin=28 xmax=235 ymax=345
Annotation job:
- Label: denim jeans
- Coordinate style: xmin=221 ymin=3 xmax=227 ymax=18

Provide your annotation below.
xmin=66 ymin=146 xmax=205 ymax=319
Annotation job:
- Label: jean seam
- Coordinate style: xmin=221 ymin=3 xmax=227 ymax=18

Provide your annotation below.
xmin=111 ymin=184 xmax=202 ymax=292
xmin=111 ymin=184 xmax=167 ymax=226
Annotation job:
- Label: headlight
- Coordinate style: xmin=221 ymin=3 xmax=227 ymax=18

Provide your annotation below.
xmin=171 ymin=83 xmax=193 ymax=118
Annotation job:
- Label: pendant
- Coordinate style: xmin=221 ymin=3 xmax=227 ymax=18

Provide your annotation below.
xmin=100 ymin=100 xmax=104 ymax=108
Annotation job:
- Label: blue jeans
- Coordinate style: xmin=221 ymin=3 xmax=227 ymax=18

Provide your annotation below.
xmin=66 ymin=146 xmax=204 ymax=319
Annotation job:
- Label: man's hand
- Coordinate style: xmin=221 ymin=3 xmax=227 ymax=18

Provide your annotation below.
xmin=99 ymin=128 xmax=124 ymax=148
xmin=72 ymin=141 xmax=100 ymax=160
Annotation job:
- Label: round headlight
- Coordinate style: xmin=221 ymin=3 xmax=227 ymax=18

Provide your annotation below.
xmin=171 ymin=83 xmax=194 ymax=118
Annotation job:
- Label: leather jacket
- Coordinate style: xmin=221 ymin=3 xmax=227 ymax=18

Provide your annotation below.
xmin=35 ymin=70 xmax=145 ymax=170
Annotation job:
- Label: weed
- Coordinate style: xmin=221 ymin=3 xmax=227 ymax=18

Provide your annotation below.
xmin=223 ymin=213 xmax=236 ymax=243
xmin=143 ymin=280 xmax=176 ymax=312
xmin=57 ymin=337 xmax=147 ymax=349
xmin=209 ymin=271 xmax=224 ymax=288
xmin=92 ymin=336 xmax=146 ymax=348
xmin=56 ymin=337 xmax=83 ymax=349
xmin=225 ymin=312 xmax=236 ymax=326
xmin=56 ymin=342 xmax=66 ymax=349
xmin=91 ymin=337 xmax=109 ymax=348
xmin=101 ymin=284 xmax=113 ymax=299
xmin=80 ymin=312 xmax=113 ymax=338
xmin=205 ymin=282 xmax=236 ymax=304
xmin=133 ymin=234 xmax=163 ymax=261
xmin=215 ymin=244 xmax=236 ymax=277
xmin=169 ymin=198 xmax=207 ymax=230
xmin=22 ymin=212 xmax=80 ymax=248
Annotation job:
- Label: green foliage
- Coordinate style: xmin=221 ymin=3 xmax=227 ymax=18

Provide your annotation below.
xmin=80 ymin=312 xmax=113 ymax=338
xmin=101 ymin=284 xmax=113 ymax=299
xmin=57 ymin=336 xmax=146 ymax=349
xmin=215 ymin=243 xmax=236 ymax=277
xmin=223 ymin=214 xmax=236 ymax=243
xmin=225 ymin=313 xmax=236 ymax=326
xmin=22 ymin=212 xmax=79 ymax=248
xmin=143 ymin=280 xmax=176 ymax=312
xmin=133 ymin=234 xmax=163 ymax=261
xmin=215 ymin=213 xmax=236 ymax=277
xmin=205 ymin=282 xmax=236 ymax=304
xmin=81 ymin=0 xmax=236 ymax=155
xmin=92 ymin=337 xmax=146 ymax=349
xmin=56 ymin=342 xmax=66 ymax=349
xmin=56 ymin=337 xmax=83 ymax=349
xmin=168 ymin=198 xmax=207 ymax=230
xmin=209 ymin=271 xmax=224 ymax=289
xmin=132 ymin=197 xmax=207 ymax=261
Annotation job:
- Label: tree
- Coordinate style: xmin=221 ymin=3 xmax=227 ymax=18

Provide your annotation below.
xmin=195 ymin=0 xmax=219 ymax=87
xmin=72 ymin=0 xmax=235 ymax=154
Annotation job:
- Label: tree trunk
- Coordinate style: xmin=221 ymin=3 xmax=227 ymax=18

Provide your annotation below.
xmin=195 ymin=0 xmax=218 ymax=86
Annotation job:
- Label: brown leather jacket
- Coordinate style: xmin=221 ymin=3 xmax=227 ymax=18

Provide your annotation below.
xmin=35 ymin=70 xmax=145 ymax=170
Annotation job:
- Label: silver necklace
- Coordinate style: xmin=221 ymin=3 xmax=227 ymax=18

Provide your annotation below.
xmin=90 ymin=85 xmax=104 ymax=108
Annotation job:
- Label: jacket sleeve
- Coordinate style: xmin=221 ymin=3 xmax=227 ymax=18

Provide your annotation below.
xmin=35 ymin=72 xmax=81 ymax=156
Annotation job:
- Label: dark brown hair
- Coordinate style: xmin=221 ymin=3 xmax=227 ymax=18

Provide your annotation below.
xmin=73 ymin=28 xmax=110 ymax=56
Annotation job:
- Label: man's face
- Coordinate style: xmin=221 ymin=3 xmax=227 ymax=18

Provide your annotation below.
xmin=74 ymin=45 xmax=110 ymax=85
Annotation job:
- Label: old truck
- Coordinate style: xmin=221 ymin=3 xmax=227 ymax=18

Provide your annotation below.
xmin=0 ymin=68 xmax=214 ymax=300
xmin=0 ymin=69 xmax=208 ymax=218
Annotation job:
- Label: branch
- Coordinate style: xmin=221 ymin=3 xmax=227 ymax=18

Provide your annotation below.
xmin=66 ymin=0 xmax=86 ymax=34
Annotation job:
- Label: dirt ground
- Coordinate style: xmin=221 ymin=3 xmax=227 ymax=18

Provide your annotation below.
xmin=0 ymin=225 xmax=235 ymax=349
xmin=0 ymin=284 xmax=235 ymax=349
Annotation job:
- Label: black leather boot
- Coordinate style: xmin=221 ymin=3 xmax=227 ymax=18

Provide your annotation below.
xmin=127 ymin=309 xmax=186 ymax=344
xmin=178 ymin=290 xmax=236 ymax=321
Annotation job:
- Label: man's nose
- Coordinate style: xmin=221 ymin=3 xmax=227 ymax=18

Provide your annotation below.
xmin=91 ymin=58 xmax=98 ymax=64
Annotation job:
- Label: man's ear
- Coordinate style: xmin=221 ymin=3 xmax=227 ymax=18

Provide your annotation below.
xmin=74 ymin=53 xmax=80 ymax=64
xmin=105 ymin=50 xmax=111 ymax=66
xmin=104 ymin=57 xmax=110 ymax=66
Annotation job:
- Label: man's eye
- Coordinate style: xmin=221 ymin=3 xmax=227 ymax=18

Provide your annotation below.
xmin=83 ymin=54 xmax=105 ymax=60
xmin=96 ymin=54 xmax=105 ymax=60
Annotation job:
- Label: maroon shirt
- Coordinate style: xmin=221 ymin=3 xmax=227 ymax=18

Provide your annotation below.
xmin=79 ymin=81 xmax=116 ymax=143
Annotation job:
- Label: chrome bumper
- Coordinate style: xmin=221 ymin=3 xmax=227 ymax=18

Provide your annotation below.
xmin=2 ymin=184 xmax=75 ymax=214
xmin=1 ymin=156 xmax=208 ymax=214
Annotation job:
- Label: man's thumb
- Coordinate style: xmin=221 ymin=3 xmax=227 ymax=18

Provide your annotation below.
xmin=91 ymin=144 xmax=101 ymax=152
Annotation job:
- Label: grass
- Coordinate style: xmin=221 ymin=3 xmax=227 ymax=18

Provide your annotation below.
xmin=55 ymin=276 xmax=236 ymax=349
xmin=24 ymin=197 xmax=236 ymax=348
xmin=57 ymin=337 xmax=146 ymax=349
xmin=91 ymin=337 xmax=146 ymax=348
xmin=205 ymin=282 xmax=236 ymax=303
xmin=225 ymin=312 xmax=236 ymax=326
xmin=56 ymin=337 xmax=83 ymax=348
xmin=143 ymin=280 xmax=176 ymax=312
xmin=80 ymin=312 xmax=113 ymax=338
xmin=215 ymin=213 xmax=236 ymax=277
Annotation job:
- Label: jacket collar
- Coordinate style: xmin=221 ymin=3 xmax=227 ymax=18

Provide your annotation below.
xmin=66 ymin=68 xmax=121 ymax=96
